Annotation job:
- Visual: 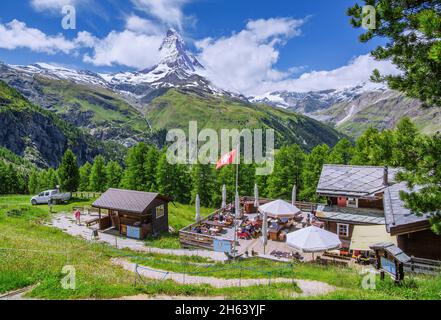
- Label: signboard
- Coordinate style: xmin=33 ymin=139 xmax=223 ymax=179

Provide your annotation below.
xmin=381 ymin=256 xmax=397 ymax=276
xmin=213 ymin=239 xmax=232 ymax=254
xmin=126 ymin=226 xmax=141 ymax=239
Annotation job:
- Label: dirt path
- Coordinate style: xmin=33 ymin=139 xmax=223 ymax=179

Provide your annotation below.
xmin=49 ymin=213 xmax=227 ymax=262
xmin=113 ymin=295 xmax=225 ymax=300
xmin=112 ymin=258 xmax=336 ymax=298
xmin=0 ymin=285 xmax=36 ymax=300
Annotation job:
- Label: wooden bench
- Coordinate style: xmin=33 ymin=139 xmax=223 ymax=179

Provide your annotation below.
xmin=85 ymin=217 xmax=100 ymax=227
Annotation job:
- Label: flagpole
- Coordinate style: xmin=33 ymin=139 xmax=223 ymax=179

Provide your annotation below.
xmin=233 ymin=137 xmax=241 ymax=259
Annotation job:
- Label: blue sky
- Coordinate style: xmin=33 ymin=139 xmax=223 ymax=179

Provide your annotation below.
xmin=0 ymin=0 xmax=398 ymax=94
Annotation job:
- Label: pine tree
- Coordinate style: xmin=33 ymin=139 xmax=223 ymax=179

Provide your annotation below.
xmin=190 ymin=162 xmax=215 ymax=207
xmin=392 ymin=117 xmax=420 ymax=167
xmin=156 ymin=152 xmax=191 ymax=203
xmin=398 ymin=134 xmax=441 ymax=234
xmin=79 ymin=162 xmax=92 ymax=191
xmin=46 ymin=168 xmax=59 ymax=190
xmin=348 ymin=1 xmax=441 ymax=107
xmin=28 ymin=169 xmax=39 ymax=194
xmin=144 ymin=146 xmax=160 ymax=192
xmin=327 ymin=138 xmax=354 ymax=165
xmin=106 ymin=161 xmax=123 ymax=189
xmin=58 ymin=149 xmax=79 ymax=192
xmin=89 ymin=156 xmax=107 ymax=192
xmin=213 ymin=165 xmax=235 ymax=207
xmin=351 ymin=128 xmax=393 ymax=166
xmin=255 ymin=171 xmax=269 ymax=198
xmin=121 ymin=143 xmax=150 ymax=191
xmin=301 ymin=144 xmax=330 ymax=201
xmin=173 ymin=164 xmax=192 ymax=204
xmin=0 ymin=161 xmax=6 ymax=194
xmin=267 ymin=145 xmax=305 ymax=200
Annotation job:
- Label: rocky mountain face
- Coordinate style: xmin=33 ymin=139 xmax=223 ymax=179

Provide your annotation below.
xmin=0 ymin=62 xmax=155 ymax=148
xmin=0 ymin=80 xmax=105 ymax=168
xmin=250 ymin=83 xmax=441 ymax=137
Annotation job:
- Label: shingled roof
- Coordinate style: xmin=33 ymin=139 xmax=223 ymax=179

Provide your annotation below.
xmin=383 ymin=183 xmax=431 ymax=235
xmin=317 ymin=165 xmax=400 ymax=198
xmin=92 ymin=188 xmax=170 ymax=215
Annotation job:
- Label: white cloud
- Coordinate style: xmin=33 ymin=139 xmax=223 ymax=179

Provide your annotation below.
xmin=30 ymin=0 xmax=86 ymax=11
xmin=0 ymin=16 xmax=166 ymax=69
xmin=196 ymin=18 xmax=400 ymax=96
xmin=248 ymin=54 xmax=401 ymax=95
xmin=0 ymin=19 xmax=76 ymax=54
xmin=126 ymin=15 xmax=165 ymax=35
xmin=246 ymin=18 xmax=305 ymax=41
xmin=83 ymin=30 xmax=163 ymax=69
xmin=131 ymin=0 xmax=190 ymax=30
xmin=196 ymin=17 xmax=307 ymax=95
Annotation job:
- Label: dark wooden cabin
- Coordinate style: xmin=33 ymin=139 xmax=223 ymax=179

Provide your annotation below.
xmin=92 ymin=188 xmax=170 ymax=240
xmin=384 ymin=183 xmax=441 ymax=260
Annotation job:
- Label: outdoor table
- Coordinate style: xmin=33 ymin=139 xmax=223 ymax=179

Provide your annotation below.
xmin=268 ymin=225 xmax=282 ymax=241
xmin=206 ymin=221 xmax=225 ymax=229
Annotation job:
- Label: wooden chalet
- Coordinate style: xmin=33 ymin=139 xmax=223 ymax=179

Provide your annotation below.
xmin=383 ymin=183 xmax=441 ymax=260
xmin=315 ymin=164 xmax=441 ymax=260
xmin=315 ymin=165 xmax=398 ymax=252
xmin=92 ymin=188 xmax=170 ymax=240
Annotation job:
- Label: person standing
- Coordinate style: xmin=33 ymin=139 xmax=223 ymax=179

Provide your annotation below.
xmin=74 ymin=209 xmax=81 ymax=225
xmin=48 ymin=198 xmax=54 ymax=213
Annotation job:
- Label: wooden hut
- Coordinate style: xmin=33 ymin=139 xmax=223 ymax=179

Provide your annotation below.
xmin=92 ymin=188 xmax=171 ymax=240
xmin=315 ymin=165 xmax=398 ymax=252
xmin=384 ymin=183 xmax=441 ymax=260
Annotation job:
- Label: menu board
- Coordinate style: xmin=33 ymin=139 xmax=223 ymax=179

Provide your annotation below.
xmin=127 ymin=226 xmax=141 ymax=239
xmin=214 ymin=239 xmax=232 ymax=253
xmin=381 ymin=256 xmax=397 ymax=275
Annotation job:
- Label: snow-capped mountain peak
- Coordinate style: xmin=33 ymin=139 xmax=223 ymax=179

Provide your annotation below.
xmin=250 ymin=82 xmax=389 ymax=111
xmin=155 ymin=28 xmax=204 ymax=73
xmin=7 ymin=29 xmax=234 ymax=101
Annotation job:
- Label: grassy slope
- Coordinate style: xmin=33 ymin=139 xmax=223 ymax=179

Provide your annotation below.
xmin=146 ymin=89 xmax=344 ymax=150
xmin=1 ymin=195 xmax=441 ymax=300
xmin=0 ymin=195 xmax=301 ymax=299
xmin=37 ymin=77 xmax=150 ymax=134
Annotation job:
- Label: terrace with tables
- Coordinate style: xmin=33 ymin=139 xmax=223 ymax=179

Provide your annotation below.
xmin=179 ymin=197 xmax=340 ymax=263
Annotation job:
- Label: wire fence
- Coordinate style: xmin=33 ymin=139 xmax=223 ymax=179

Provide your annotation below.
xmin=0 ymin=244 xmax=299 ymax=289
xmin=131 ymin=259 xmax=298 ymax=289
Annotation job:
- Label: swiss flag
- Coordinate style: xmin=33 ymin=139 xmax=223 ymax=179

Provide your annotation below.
xmin=216 ymin=149 xmax=237 ymax=170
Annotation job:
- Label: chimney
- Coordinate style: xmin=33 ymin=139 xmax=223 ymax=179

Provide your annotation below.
xmin=383 ymin=166 xmax=389 ymax=186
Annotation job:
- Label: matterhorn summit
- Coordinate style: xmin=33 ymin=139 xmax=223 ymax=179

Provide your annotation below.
xmin=6 ymin=29 xmax=248 ymax=101
xmin=156 ymin=28 xmax=204 ymax=73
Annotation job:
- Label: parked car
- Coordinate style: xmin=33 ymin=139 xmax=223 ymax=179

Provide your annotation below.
xmin=30 ymin=189 xmax=72 ymax=205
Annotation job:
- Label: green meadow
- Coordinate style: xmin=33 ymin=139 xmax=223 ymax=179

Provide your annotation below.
xmin=1 ymin=195 xmax=440 ymax=300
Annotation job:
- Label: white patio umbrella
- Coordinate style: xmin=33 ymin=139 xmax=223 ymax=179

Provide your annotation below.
xmin=195 ymin=194 xmax=201 ymax=222
xmin=254 ymin=183 xmax=259 ymax=208
xmin=292 ymin=185 xmax=297 ymax=206
xmin=234 ymin=191 xmax=241 ymax=219
xmin=286 ymin=226 xmax=341 ymax=259
xmin=221 ymin=184 xmax=227 ymax=209
xmin=258 ymin=199 xmax=301 ymax=219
